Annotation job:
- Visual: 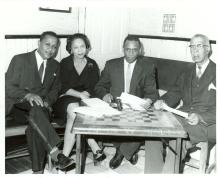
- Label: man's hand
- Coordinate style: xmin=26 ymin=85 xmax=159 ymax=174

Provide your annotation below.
xmin=25 ymin=93 xmax=44 ymax=107
xmin=153 ymin=100 xmax=165 ymax=110
xmin=102 ymin=93 xmax=113 ymax=103
xmin=81 ymin=91 xmax=90 ymax=97
xmin=187 ymin=113 xmax=201 ymax=125
xmin=80 ymin=91 xmax=90 ymax=100
xmin=142 ymin=98 xmax=153 ymax=109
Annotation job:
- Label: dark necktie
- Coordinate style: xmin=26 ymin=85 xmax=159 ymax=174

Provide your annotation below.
xmin=39 ymin=61 xmax=44 ymax=82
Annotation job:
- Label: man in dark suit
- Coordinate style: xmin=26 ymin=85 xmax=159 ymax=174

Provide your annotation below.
xmin=5 ymin=31 xmax=74 ymax=173
xmin=95 ymin=35 xmax=159 ymax=169
xmin=152 ymin=34 xmax=216 ymax=173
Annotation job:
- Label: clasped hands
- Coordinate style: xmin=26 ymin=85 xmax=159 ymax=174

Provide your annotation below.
xmin=154 ymin=100 xmax=201 ymax=125
xmin=102 ymin=93 xmax=152 ymax=109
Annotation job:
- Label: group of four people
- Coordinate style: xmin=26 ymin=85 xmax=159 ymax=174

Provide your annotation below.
xmin=5 ymin=31 xmax=216 ymax=173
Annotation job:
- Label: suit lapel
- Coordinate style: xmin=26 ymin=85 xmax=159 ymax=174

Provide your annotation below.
xmin=199 ymin=61 xmax=215 ymax=87
xmin=29 ymin=51 xmax=42 ymax=86
xmin=43 ymin=58 xmax=54 ymax=86
xmin=117 ymin=58 xmax=125 ymax=93
xmin=188 ymin=65 xmax=195 ymax=103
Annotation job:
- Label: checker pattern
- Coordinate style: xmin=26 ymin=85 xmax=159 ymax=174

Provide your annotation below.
xmin=81 ymin=109 xmax=174 ymax=127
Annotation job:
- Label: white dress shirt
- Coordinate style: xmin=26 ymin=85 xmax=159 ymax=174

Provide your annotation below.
xmin=124 ymin=59 xmax=137 ymax=93
xmin=196 ymin=59 xmax=210 ymax=78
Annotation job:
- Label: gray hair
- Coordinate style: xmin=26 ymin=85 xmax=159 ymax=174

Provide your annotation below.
xmin=191 ymin=34 xmax=212 ymax=57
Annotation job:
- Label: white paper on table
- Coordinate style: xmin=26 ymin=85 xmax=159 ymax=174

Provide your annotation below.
xmin=73 ymin=106 xmax=121 ymax=118
xmin=162 ymin=103 xmax=189 ymax=118
xmin=82 ymin=98 xmax=110 ymax=108
xmin=119 ymin=92 xmax=147 ymax=111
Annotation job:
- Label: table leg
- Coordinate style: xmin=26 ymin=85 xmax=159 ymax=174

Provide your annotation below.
xmin=75 ymin=134 xmax=81 ymax=174
xmin=174 ymin=138 xmax=181 ymax=173
xmin=144 ymin=140 xmax=148 ymax=173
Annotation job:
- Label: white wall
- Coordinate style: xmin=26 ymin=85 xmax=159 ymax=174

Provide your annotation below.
xmin=1 ymin=0 xmax=218 ymax=71
xmin=128 ymin=0 xmax=218 ymax=62
xmin=84 ymin=8 xmax=129 ymax=70
xmin=0 ymin=1 xmax=79 ymax=71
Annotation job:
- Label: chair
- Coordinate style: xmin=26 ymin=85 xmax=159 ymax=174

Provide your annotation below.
xmin=184 ymin=141 xmax=213 ymax=173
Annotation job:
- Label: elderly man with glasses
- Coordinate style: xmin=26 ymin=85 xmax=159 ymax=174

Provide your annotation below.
xmin=148 ymin=34 xmax=216 ymax=173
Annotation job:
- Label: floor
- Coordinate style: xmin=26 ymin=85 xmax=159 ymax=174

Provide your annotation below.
xmin=9 ymin=147 xmax=202 ymax=174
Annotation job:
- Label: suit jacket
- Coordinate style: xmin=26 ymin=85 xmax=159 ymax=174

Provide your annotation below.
xmin=162 ymin=60 xmax=216 ymax=126
xmin=5 ymin=50 xmax=61 ymax=115
xmin=95 ymin=56 xmax=159 ymax=101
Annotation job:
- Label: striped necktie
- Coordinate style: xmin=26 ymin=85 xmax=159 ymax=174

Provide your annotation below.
xmin=197 ymin=65 xmax=202 ymax=79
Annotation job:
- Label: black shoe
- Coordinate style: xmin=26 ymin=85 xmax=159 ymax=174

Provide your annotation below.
xmin=32 ymin=170 xmax=43 ymax=174
xmin=93 ymin=149 xmax=107 ymax=166
xmin=56 ymin=153 xmax=75 ymax=170
xmin=129 ymin=153 xmax=138 ymax=165
xmin=109 ymin=149 xmax=124 ymax=169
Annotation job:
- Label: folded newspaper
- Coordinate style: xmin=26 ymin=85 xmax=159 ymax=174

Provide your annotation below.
xmin=162 ymin=102 xmax=189 ymax=118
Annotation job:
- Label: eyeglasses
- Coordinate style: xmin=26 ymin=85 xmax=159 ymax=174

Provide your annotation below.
xmin=189 ymin=44 xmax=208 ymax=50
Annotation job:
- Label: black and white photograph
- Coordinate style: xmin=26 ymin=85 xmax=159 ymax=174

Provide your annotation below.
xmin=0 ymin=0 xmax=218 ymax=175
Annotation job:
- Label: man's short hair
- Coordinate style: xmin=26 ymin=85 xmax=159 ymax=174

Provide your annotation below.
xmin=123 ymin=35 xmax=141 ymax=48
xmin=40 ymin=31 xmax=59 ymax=41
xmin=191 ymin=34 xmax=210 ymax=46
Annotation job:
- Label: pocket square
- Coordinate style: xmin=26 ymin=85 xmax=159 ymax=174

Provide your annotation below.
xmin=53 ymin=73 xmax=57 ymax=77
xmin=208 ymin=82 xmax=216 ymax=91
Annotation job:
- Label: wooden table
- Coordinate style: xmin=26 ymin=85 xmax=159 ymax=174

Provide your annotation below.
xmin=73 ymin=109 xmax=187 ymax=174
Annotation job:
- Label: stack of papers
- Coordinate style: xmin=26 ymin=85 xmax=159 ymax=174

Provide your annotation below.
xmin=73 ymin=98 xmax=121 ymax=117
xmin=119 ymin=92 xmax=147 ymax=111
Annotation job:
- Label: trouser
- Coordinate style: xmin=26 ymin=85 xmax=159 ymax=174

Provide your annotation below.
xmin=113 ymin=137 xmax=141 ymax=160
xmin=8 ymin=102 xmax=61 ymax=171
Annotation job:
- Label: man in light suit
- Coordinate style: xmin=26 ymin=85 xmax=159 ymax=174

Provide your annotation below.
xmin=95 ymin=35 xmax=159 ymax=169
xmin=153 ymin=34 xmax=216 ymax=173
xmin=5 ymin=31 xmax=74 ymax=173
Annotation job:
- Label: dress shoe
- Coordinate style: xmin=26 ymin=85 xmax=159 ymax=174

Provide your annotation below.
xmin=109 ymin=149 xmax=124 ymax=169
xmin=129 ymin=153 xmax=138 ymax=165
xmin=93 ymin=149 xmax=107 ymax=166
xmin=56 ymin=153 xmax=75 ymax=170
xmin=32 ymin=170 xmax=44 ymax=174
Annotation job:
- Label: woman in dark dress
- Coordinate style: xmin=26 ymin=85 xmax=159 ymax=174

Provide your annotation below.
xmin=53 ymin=33 xmax=106 ymax=165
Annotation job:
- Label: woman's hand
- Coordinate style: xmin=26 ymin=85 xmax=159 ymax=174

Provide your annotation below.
xmin=102 ymin=93 xmax=113 ymax=103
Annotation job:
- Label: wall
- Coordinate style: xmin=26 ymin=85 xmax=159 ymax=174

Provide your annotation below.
xmin=1 ymin=0 xmax=218 ymax=71
xmin=0 ymin=1 xmax=79 ymax=71
xmin=83 ymin=7 xmax=129 ymax=70
xmin=128 ymin=0 xmax=218 ymax=62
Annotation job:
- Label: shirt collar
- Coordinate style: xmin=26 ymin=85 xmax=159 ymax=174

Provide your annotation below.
xmin=35 ymin=50 xmax=47 ymax=69
xmin=196 ymin=59 xmax=209 ymax=71
xmin=124 ymin=58 xmax=137 ymax=66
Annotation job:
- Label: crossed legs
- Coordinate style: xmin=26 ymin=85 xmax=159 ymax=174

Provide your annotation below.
xmin=62 ymin=103 xmax=105 ymax=159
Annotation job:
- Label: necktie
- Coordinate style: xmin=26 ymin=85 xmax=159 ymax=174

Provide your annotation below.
xmin=197 ymin=65 xmax=202 ymax=79
xmin=126 ymin=63 xmax=132 ymax=93
xmin=39 ymin=61 xmax=44 ymax=82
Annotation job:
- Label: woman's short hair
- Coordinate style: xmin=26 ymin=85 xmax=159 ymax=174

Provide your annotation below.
xmin=66 ymin=33 xmax=91 ymax=54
